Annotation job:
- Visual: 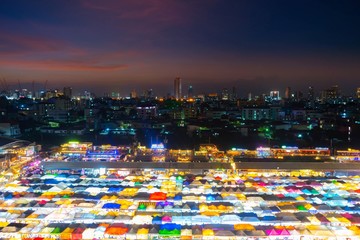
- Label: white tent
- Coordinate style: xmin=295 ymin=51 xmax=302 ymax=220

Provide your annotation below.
xmin=132 ymin=215 xmax=153 ymax=224
xmin=94 ymin=226 xmax=106 ymax=239
xmin=192 ymin=215 xmax=212 ymax=225
xmin=220 ymin=214 xmax=241 ymax=224
xmin=82 ymin=228 xmax=96 ymax=240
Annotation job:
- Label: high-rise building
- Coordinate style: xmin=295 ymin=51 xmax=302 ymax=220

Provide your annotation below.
xmin=63 ymin=87 xmax=72 ymax=99
xmin=270 ymin=90 xmax=280 ymax=100
xmin=327 ymin=85 xmax=340 ymax=99
xmin=285 ymin=87 xmax=291 ymax=99
xmin=147 ymin=89 xmax=153 ymax=99
xmin=221 ymin=88 xmax=229 ymax=100
xmin=308 ymin=86 xmax=314 ymax=100
xmin=111 ymin=92 xmax=120 ymax=99
xmin=357 ymin=88 xmax=360 ymax=99
xmin=307 ymin=86 xmax=315 ymax=108
xmin=188 ymin=85 xmax=193 ymax=98
xmin=174 ymin=77 xmax=182 ymax=99
xmin=130 ymin=89 xmax=137 ymax=98
xmin=321 ymin=85 xmax=340 ymax=102
xmin=231 ymin=86 xmax=237 ymax=101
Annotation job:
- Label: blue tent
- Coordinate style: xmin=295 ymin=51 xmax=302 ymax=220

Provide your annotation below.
xmin=108 ymin=187 xmax=123 ymax=192
xmin=4 ymin=193 xmax=13 ymax=200
xmin=238 ymin=212 xmax=257 ymax=219
xmin=102 ymin=203 xmax=121 ymax=209
xmin=262 ymin=215 xmax=277 ymax=222
xmin=56 ymin=173 xmax=69 ymax=179
xmin=44 ymin=179 xmax=59 ymax=184
xmin=206 ymin=194 xmax=216 ymax=201
xmin=269 ymin=206 xmax=281 ymax=212
xmin=215 ymin=195 xmax=223 ymax=201
xmin=301 ymin=189 xmax=312 ymax=195
xmin=342 ymin=206 xmax=354 ymax=212
xmin=152 ymin=216 xmax=162 ymax=225
xmin=160 ymin=223 xmax=181 ymax=231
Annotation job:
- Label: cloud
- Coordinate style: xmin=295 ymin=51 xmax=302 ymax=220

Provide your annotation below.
xmin=0 ymin=59 xmax=128 ymax=71
xmin=0 ymin=31 xmax=135 ymax=72
xmin=0 ymin=33 xmax=62 ymax=54
xmin=0 ymin=31 xmax=86 ymax=57
xmin=81 ymin=0 xmax=208 ymax=34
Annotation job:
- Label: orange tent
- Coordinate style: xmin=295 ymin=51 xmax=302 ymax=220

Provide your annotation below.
xmin=149 ymin=192 xmax=167 ymax=200
xmin=105 ymin=223 xmax=128 ymax=235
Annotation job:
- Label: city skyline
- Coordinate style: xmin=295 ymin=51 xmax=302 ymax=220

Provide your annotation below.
xmin=2 ymin=82 xmax=359 ymax=100
xmin=1 ymin=1 xmax=360 ymax=95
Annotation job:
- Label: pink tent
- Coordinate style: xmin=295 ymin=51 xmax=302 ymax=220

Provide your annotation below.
xmin=277 ymin=229 xmax=290 ymax=235
xmin=265 ymin=229 xmax=279 ymax=236
xmin=341 ymin=213 xmax=353 ymax=219
xmin=295 ymin=182 xmax=305 ymax=187
xmin=162 ymin=215 xmax=172 ymax=223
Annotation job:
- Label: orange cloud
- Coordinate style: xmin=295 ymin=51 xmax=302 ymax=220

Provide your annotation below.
xmin=0 ymin=32 xmax=87 ymax=57
xmin=0 ymin=59 xmax=128 ymax=71
xmin=0 ymin=34 xmax=62 ymax=53
xmin=0 ymin=32 xmax=135 ymax=72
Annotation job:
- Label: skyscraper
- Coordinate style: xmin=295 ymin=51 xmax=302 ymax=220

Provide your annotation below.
xmin=188 ymin=85 xmax=193 ymax=98
xmin=130 ymin=89 xmax=137 ymax=98
xmin=285 ymin=87 xmax=291 ymax=99
xmin=270 ymin=90 xmax=280 ymax=100
xmin=63 ymin=87 xmax=72 ymax=99
xmin=308 ymin=86 xmax=314 ymax=100
xmin=307 ymin=86 xmax=315 ymax=108
xmin=174 ymin=77 xmax=182 ymax=99
xmin=221 ymin=88 xmax=229 ymax=100
xmin=231 ymin=86 xmax=237 ymax=101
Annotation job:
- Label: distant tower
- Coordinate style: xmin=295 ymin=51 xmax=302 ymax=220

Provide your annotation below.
xmin=308 ymin=86 xmax=314 ymax=100
xmin=329 ymin=85 xmax=340 ymax=99
xmin=270 ymin=90 xmax=280 ymax=100
xmin=63 ymin=87 xmax=72 ymax=99
xmin=307 ymin=86 xmax=315 ymax=108
xmin=221 ymin=88 xmax=229 ymax=100
xmin=147 ymin=89 xmax=153 ymax=99
xmin=174 ymin=77 xmax=182 ymax=99
xmin=322 ymin=85 xmax=340 ymax=102
xmin=231 ymin=86 xmax=237 ymax=101
xmin=130 ymin=89 xmax=137 ymax=98
xmin=188 ymin=85 xmax=193 ymax=98
xmin=356 ymin=87 xmax=360 ymax=99
xmin=285 ymin=87 xmax=291 ymax=99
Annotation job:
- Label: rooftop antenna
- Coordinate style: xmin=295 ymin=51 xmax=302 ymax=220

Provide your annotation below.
xmin=1 ymin=77 xmax=9 ymax=92
xmin=43 ymin=79 xmax=48 ymax=91
xmin=0 ymin=78 xmax=4 ymax=92
xmin=32 ymin=80 xmax=35 ymax=98
xmin=18 ymin=79 xmax=22 ymax=90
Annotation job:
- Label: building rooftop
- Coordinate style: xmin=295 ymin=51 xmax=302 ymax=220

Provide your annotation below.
xmin=0 ymin=136 xmax=31 ymax=150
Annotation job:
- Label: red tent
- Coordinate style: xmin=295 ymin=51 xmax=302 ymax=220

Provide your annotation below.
xmin=72 ymin=227 xmax=85 ymax=240
xmin=150 ymin=192 xmax=167 ymax=200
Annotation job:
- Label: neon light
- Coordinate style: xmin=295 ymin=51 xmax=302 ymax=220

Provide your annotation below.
xmin=151 ymin=143 xmax=165 ymax=149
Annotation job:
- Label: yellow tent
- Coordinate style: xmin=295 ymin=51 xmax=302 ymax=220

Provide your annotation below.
xmin=203 ymin=229 xmax=214 ymax=236
xmin=234 ymin=224 xmax=255 ymax=231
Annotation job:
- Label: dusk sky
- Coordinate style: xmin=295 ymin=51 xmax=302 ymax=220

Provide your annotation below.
xmin=1 ymin=0 xmax=360 ymax=96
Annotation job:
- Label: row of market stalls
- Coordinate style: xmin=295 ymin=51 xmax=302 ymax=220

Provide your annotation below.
xmin=1 ymin=169 xmax=360 ymax=239
xmin=1 ymin=223 xmax=360 ymax=239
xmin=0 ymin=204 xmax=359 ymax=225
